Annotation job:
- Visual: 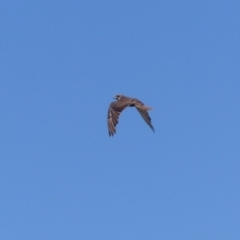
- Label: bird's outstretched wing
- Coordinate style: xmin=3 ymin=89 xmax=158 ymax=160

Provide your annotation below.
xmin=135 ymin=107 xmax=155 ymax=132
xmin=129 ymin=99 xmax=154 ymax=132
xmin=107 ymin=101 xmax=130 ymax=136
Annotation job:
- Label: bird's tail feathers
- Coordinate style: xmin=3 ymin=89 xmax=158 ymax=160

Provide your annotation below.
xmin=136 ymin=105 xmax=153 ymax=111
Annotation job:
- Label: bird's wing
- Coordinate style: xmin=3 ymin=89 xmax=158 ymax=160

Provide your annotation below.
xmin=135 ymin=102 xmax=155 ymax=132
xmin=107 ymin=101 xmax=130 ymax=136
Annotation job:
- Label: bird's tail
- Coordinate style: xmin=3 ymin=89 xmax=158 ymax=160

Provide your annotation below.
xmin=136 ymin=105 xmax=153 ymax=111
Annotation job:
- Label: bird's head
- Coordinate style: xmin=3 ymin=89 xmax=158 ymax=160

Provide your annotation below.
xmin=113 ymin=94 xmax=121 ymax=100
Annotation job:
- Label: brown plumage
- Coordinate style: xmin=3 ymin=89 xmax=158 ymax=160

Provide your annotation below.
xmin=107 ymin=94 xmax=155 ymax=136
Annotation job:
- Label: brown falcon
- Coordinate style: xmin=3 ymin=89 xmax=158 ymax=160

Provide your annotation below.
xmin=107 ymin=94 xmax=155 ymax=136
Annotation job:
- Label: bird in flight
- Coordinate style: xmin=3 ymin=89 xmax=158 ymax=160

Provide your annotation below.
xmin=107 ymin=94 xmax=155 ymax=136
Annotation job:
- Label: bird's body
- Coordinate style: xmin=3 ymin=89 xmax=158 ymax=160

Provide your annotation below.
xmin=107 ymin=94 xmax=155 ymax=136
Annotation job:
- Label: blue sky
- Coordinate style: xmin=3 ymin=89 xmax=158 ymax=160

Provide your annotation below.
xmin=1 ymin=1 xmax=240 ymax=239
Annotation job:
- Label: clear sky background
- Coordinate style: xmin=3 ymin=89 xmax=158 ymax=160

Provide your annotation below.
xmin=1 ymin=1 xmax=240 ymax=239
